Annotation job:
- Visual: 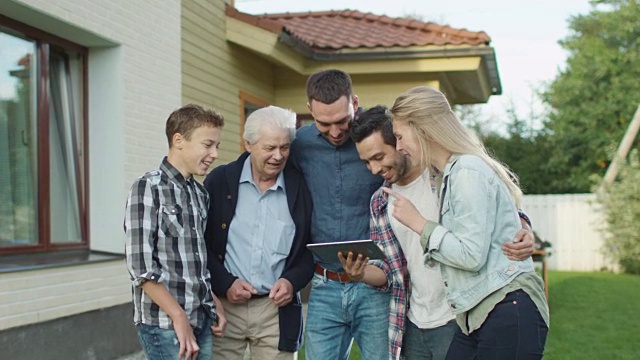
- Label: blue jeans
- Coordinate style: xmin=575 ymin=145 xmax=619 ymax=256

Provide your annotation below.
xmin=304 ymin=274 xmax=390 ymax=360
xmin=445 ymin=290 xmax=548 ymax=360
xmin=136 ymin=316 xmax=213 ymax=360
xmin=402 ymin=319 xmax=457 ymax=360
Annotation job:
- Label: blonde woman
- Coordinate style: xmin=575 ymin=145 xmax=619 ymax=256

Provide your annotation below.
xmin=383 ymin=86 xmax=549 ymax=359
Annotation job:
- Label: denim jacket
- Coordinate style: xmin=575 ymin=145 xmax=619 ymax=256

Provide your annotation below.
xmin=422 ymin=154 xmax=534 ymax=314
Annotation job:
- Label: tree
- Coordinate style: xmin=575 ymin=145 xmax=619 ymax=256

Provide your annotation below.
xmin=454 ymin=103 xmax=559 ymax=194
xmin=543 ymin=0 xmax=640 ymax=193
xmin=598 ymin=150 xmax=640 ymax=274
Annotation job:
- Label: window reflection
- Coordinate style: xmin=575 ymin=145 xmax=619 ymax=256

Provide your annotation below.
xmin=0 ymin=30 xmax=38 ymax=246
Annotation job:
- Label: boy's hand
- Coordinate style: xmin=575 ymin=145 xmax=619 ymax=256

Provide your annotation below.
xmin=211 ymin=311 xmax=227 ymax=337
xmin=211 ymin=292 xmax=226 ymax=337
xmin=174 ymin=314 xmax=199 ymax=360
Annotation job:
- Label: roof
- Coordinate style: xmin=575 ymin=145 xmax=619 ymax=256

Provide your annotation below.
xmin=225 ymin=6 xmax=491 ymax=52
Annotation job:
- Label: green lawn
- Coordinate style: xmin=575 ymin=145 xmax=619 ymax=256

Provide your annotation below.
xmin=298 ymin=271 xmax=640 ymax=360
xmin=544 ymin=271 xmax=640 ymax=360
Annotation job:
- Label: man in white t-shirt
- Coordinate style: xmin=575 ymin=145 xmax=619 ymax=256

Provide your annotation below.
xmin=345 ymin=105 xmax=534 ymax=360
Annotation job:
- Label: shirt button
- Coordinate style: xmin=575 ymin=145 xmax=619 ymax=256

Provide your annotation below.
xmin=444 ymin=281 xmax=448 ymax=287
xmin=427 ymin=260 xmax=436 ymax=267
xmin=221 ymin=223 xmax=227 ymax=229
xmin=195 ymin=252 xmax=199 ymax=256
xmin=508 ymin=265 xmax=515 ymax=271
xmin=226 ymin=195 xmax=231 ymax=200
xmin=192 ymin=227 xmax=196 ymax=230
xmin=218 ymin=255 xmax=223 ymax=260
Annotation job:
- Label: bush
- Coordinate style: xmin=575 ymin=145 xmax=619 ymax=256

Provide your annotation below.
xmin=598 ymin=150 xmax=640 ymax=274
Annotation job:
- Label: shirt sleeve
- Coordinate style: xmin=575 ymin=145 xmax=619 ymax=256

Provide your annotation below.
xmin=124 ymin=177 xmax=163 ymax=287
xmin=369 ymin=216 xmax=391 ymax=291
xmin=422 ymin=168 xmax=497 ymax=272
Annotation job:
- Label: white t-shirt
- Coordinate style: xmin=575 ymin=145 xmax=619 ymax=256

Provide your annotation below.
xmin=389 ymin=170 xmax=455 ymax=328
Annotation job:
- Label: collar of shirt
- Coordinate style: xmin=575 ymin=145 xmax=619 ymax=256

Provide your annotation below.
xmin=160 ymin=156 xmax=196 ymax=188
xmin=239 ymin=155 xmax=286 ymax=192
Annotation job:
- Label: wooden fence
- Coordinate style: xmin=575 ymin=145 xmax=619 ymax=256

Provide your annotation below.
xmin=522 ymin=193 xmax=617 ymax=272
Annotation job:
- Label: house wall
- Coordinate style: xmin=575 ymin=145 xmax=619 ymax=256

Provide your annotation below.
xmin=1 ymin=0 xmax=182 ymax=357
xmin=181 ymin=0 xmax=275 ymax=164
xmin=274 ymin=67 xmax=441 ymax=114
xmin=0 ymin=260 xmax=130 ymax=331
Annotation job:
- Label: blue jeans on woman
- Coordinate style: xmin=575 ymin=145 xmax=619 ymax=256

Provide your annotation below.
xmin=304 ymin=273 xmax=390 ymax=360
xmin=136 ymin=316 xmax=213 ymax=360
xmin=445 ymin=290 xmax=548 ymax=360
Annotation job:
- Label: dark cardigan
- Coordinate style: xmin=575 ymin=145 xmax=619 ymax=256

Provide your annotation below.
xmin=203 ymin=152 xmax=314 ymax=352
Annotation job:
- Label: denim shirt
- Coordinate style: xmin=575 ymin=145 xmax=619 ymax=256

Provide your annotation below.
xmin=421 ymin=154 xmax=534 ymax=314
xmin=290 ymin=124 xmax=383 ymax=271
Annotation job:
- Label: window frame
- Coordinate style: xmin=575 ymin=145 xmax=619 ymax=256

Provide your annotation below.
xmin=238 ymin=91 xmax=268 ymax=151
xmin=0 ymin=14 xmax=89 ymax=255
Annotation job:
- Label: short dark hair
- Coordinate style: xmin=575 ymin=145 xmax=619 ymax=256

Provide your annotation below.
xmin=306 ymin=69 xmax=353 ymax=104
xmin=165 ymin=104 xmax=224 ymax=147
xmin=350 ymin=105 xmax=396 ymax=147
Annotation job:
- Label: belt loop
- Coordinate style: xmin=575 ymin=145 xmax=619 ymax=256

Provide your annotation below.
xmin=322 ymin=267 xmax=328 ymax=282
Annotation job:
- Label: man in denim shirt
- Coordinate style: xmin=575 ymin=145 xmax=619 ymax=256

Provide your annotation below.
xmin=289 ymin=69 xmax=389 ymax=360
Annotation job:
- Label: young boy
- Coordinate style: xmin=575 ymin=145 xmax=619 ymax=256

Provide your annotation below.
xmin=124 ymin=104 xmax=227 ymax=360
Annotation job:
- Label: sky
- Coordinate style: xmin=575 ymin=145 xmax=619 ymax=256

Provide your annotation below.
xmin=0 ymin=33 xmax=34 ymax=102
xmin=235 ymin=0 xmax=593 ymax=131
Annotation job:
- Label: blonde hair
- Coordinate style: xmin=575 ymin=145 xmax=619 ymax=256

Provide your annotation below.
xmin=391 ymin=86 xmax=522 ymax=206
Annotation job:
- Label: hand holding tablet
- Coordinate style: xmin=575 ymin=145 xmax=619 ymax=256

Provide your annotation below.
xmin=306 ymin=239 xmax=385 ymax=263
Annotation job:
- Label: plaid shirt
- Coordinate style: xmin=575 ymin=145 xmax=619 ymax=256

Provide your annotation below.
xmin=124 ymin=157 xmax=215 ymax=329
xmin=370 ymin=185 xmax=411 ymax=360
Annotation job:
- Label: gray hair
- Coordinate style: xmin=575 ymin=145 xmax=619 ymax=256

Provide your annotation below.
xmin=243 ymin=106 xmax=297 ymax=144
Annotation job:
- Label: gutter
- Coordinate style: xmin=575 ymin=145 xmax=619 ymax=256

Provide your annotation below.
xmin=279 ymin=32 xmax=502 ymax=95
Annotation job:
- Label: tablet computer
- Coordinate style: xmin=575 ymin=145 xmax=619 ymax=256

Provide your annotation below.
xmin=306 ymin=239 xmax=385 ymax=263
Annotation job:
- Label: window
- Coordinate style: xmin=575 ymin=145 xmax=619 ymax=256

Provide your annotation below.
xmin=238 ymin=91 xmax=268 ymax=150
xmin=297 ymin=114 xmax=314 ymax=128
xmin=0 ymin=16 xmax=87 ymax=254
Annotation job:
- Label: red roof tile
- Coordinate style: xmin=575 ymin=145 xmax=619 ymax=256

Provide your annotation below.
xmin=227 ymin=6 xmax=491 ymax=51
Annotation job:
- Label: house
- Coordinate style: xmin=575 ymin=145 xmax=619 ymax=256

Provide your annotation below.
xmin=186 ymin=4 xmax=501 ymax=156
xmin=0 ymin=1 xmax=501 ymax=358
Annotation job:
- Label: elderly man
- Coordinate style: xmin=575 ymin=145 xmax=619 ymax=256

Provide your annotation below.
xmin=204 ymin=106 xmax=314 ymax=359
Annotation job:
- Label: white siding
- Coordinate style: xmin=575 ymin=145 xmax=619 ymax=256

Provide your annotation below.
xmin=0 ymin=261 xmax=130 ymax=331
xmin=6 ymin=0 xmax=182 ymax=253
xmin=0 ymin=0 xmax=181 ymax=330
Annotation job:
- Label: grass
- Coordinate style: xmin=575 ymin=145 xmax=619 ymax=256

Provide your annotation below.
xmin=544 ymin=271 xmax=640 ymax=360
xmin=297 ymin=271 xmax=640 ymax=360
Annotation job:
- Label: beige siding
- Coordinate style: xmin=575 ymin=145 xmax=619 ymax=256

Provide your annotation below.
xmin=275 ymin=68 xmax=442 ymax=114
xmin=182 ymin=0 xmax=275 ymax=164
xmin=0 ymin=261 xmax=131 ymax=331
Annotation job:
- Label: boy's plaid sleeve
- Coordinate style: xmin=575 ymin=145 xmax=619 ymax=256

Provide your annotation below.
xmin=124 ymin=177 xmax=162 ymax=287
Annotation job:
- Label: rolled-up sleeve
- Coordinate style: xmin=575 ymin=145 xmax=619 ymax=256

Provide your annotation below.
xmin=369 ymin=216 xmax=391 ymax=291
xmin=124 ymin=178 xmax=163 ymax=287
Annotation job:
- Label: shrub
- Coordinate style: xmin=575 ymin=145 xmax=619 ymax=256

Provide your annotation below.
xmin=598 ymin=150 xmax=640 ymax=274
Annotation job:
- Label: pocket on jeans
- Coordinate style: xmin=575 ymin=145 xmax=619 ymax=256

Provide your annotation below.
xmin=311 ymin=274 xmax=327 ymax=289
